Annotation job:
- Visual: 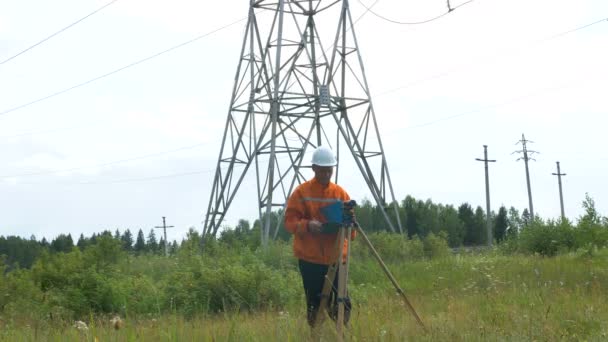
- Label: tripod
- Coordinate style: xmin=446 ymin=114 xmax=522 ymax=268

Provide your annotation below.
xmin=313 ymin=222 xmax=427 ymax=339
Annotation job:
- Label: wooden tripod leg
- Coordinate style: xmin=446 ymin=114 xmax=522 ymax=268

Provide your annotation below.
xmin=313 ymin=229 xmax=344 ymax=326
xmin=314 ymin=261 xmax=337 ymax=326
xmin=336 ymin=227 xmax=351 ymax=339
xmin=335 ymin=228 xmax=346 ymax=340
xmin=356 ymin=226 xmax=427 ymax=332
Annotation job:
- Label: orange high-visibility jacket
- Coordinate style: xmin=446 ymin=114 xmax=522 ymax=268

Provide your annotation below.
xmin=285 ymin=177 xmax=356 ymax=265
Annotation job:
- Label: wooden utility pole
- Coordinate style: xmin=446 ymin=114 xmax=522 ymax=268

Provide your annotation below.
xmin=514 ymin=134 xmax=538 ymax=220
xmin=552 ymin=161 xmax=567 ymax=220
xmin=476 ymin=145 xmax=496 ymax=246
xmin=154 ymin=217 xmax=174 ymax=256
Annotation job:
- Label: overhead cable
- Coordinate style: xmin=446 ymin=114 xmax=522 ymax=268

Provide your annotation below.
xmin=76 ymin=169 xmax=217 ymax=184
xmin=0 ymin=0 xmax=121 ymax=65
xmin=375 ymin=16 xmax=608 ymax=97
xmin=0 ymin=15 xmax=248 ymax=117
xmin=0 ymin=142 xmax=207 ymax=178
xmin=357 ymin=0 xmax=474 ymax=25
xmin=9 ymin=154 xmax=288 ymax=185
xmin=402 ymin=72 xmax=606 ymax=130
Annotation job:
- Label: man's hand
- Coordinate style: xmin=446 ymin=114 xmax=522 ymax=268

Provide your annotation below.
xmin=308 ymin=220 xmax=323 ymax=233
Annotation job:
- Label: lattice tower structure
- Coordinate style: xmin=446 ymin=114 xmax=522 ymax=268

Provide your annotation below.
xmin=204 ymin=0 xmax=403 ymax=245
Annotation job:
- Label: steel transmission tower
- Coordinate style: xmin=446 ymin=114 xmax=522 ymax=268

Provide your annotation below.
xmin=203 ymin=0 xmax=403 ymax=245
xmin=514 ymin=134 xmax=538 ymax=220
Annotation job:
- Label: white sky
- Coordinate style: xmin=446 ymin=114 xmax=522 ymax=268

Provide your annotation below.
xmin=1 ymin=0 xmax=607 ymax=242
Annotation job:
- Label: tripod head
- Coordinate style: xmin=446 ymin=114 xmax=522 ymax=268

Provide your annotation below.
xmin=319 ymin=200 xmax=358 ymax=233
xmin=342 ymin=200 xmax=357 ymax=226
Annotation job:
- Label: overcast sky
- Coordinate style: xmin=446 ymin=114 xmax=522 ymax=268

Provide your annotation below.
xmin=1 ymin=0 xmax=607 ymax=242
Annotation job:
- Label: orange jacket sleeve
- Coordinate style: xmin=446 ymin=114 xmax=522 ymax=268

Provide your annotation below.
xmin=285 ymin=187 xmax=309 ymax=235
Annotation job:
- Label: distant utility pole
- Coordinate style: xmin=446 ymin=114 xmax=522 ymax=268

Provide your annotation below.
xmin=154 ymin=217 xmax=174 ymax=257
xmin=513 ymin=134 xmax=538 ymax=220
xmin=552 ymin=161 xmax=567 ymax=221
xmin=476 ymin=145 xmax=496 ymax=247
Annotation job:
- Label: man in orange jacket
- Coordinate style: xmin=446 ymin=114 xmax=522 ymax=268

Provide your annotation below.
xmin=285 ymin=146 xmax=356 ymax=327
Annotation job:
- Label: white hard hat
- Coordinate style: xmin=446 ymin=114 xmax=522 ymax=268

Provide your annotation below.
xmin=311 ymin=146 xmax=337 ymax=167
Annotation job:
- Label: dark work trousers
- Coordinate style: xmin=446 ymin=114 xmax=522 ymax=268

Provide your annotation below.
xmin=298 ymin=259 xmax=352 ymax=327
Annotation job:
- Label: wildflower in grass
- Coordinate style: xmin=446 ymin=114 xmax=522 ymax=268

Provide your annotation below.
xmin=110 ymin=315 xmax=123 ymax=330
xmin=73 ymin=321 xmax=88 ymax=331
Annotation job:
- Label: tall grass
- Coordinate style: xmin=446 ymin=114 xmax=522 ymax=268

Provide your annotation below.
xmin=2 ymin=247 xmax=607 ymax=341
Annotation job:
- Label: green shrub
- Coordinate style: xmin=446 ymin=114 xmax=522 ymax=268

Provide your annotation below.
xmin=518 ymin=221 xmax=562 ymax=256
xmin=575 ymin=220 xmax=608 ymax=249
xmin=352 ymin=231 xmax=425 ymax=263
xmin=422 ymin=232 xmax=450 ymax=258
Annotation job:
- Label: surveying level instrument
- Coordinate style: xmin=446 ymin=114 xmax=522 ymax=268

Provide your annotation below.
xmin=315 ymin=200 xmax=427 ymax=338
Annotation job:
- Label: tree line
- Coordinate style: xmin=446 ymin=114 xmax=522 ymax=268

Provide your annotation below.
xmin=2 ymin=194 xmax=607 ymax=272
xmin=0 ymin=228 xmax=178 ymax=271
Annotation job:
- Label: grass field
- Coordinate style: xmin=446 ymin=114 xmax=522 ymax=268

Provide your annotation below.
xmin=2 ymin=249 xmax=607 ymax=341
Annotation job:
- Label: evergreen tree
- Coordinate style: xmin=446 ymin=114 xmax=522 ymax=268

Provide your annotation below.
xmin=50 ymin=234 xmax=74 ymax=253
xmin=441 ymin=205 xmax=465 ymax=247
xmin=182 ymin=227 xmax=202 ymax=254
xmin=352 ymin=199 xmax=369 ymax=232
xmin=76 ymin=233 xmax=89 ymax=250
xmin=0 ymin=235 xmax=43 ymax=269
xmin=90 ymin=233 xmax=98 ymax=245
xmin=417 ymin=199 xmax=440 ymax=236
xmin=134 ymin=229 xmax=146 ymax=253
xmin=114 ymin=229 xmax=121 ymax=240
xmin=100 ymin=230 xmax=113 ymax=238
xmin=404 ymin=196 xmax=420 ymax=238
xmin=121 ymin=229 xmax=134 ymax=252
xmin=494 ymin=206 xmax=509 ymax=243
xmin=522 ymin=208 xmax=531 ymax=226
xmin=235 ymin=219 xmax=251 ymax=233
xmin=147 ymin=229 xmax=158 ymax=254
xmin=473 ymin=206 xmax=487 ymax=245
xmin=158 ymin=238 xmax=166 ymax=255
xmin=507 ymin=207 xmax=522 ymax=236
xmin=458 ymin=203 xmax=476 ymax=245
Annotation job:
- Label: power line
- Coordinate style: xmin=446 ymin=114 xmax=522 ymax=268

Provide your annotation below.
xmin=0 ymin=15 xmax=248 ymax=117
xmin=0 ymin=0 xmax=121 ymax=65
xmin=0 ymin=122 xmax=98 ymax=140
xmin=71 ymin=169 xmax=216 ymax=185
xmin=8 ymin=153 xmax=293 ymax=185
xmin=400 ymin=71 xmax=605 ymax=130
xmin=0 ymin=142 xmax=207 ymax=179
xmin=544 ymin=17 xmax=608 ymax=41
xmin=353 ymin=0 xmax=380 ymax=25
xmin=2 ymin=9 xmax=603 ymax=123
xmin=7 ymin=168 xmax=218 ymax=186
xmin=375 ymin=16 xmax=608 ymax=98
xmin=357 ymin=0 xmax=474 ymax=25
